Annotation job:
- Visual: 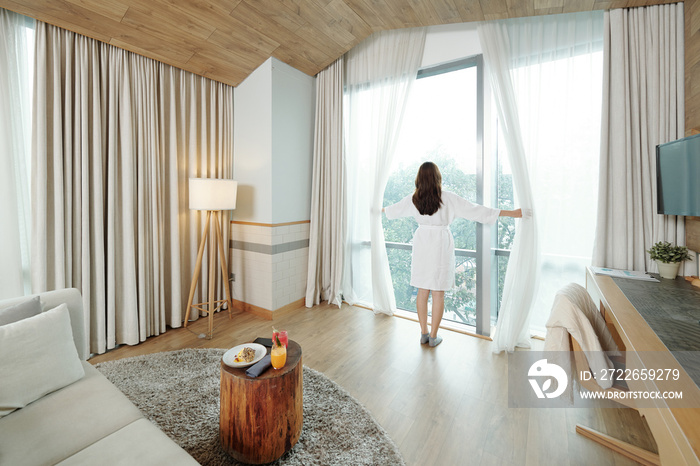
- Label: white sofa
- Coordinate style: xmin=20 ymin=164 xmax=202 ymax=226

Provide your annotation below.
xmin=0 ymin=288 xmax=199 ymax=465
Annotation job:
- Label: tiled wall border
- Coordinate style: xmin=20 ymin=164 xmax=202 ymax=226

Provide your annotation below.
xmin=229 ymin=220 xmax=309 ymax=319
xmin=231 ymin=220 xmax=310 ymax=227
xmin=230 ymin=239 xmax=310 ymax=255
xmin=229 ymin=220 xmax=310 ymax=255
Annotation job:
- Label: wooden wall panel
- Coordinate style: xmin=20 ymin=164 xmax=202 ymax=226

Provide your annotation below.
xmin=64 ymin=0 xmax=128 ymax=23
xmin=685 ymin=0 xmax=700 ymax=254
xmin=429 ymin=0 xmax=466 ymax=23
xmin=686 ymin=0 xmax=700 ymax=134
xmin=454 ymin=0 xmax=487 ymax=22
xmin=566 ymin=0 xmax=597 ymax=13
xmin=403 ymin=0 xmax=440 ymax=26
xmin=0 ymin=0 xmax=690 ymax=87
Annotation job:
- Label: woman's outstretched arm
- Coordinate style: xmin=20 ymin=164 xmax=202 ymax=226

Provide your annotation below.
xmin=500 ymin=208 xmax=522 ymax=218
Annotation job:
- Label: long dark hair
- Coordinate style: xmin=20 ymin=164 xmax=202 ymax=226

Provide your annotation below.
xmin=412 ymin=161 xmax=442 ymax=216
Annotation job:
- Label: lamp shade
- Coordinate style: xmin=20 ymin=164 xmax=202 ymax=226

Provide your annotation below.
xmin=189 ymin=178 xmax=238 ymax=210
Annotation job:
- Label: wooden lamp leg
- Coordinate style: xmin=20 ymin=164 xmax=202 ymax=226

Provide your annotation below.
xmin=185 ymin=210 xmax=212 ymax=327
xmin=213 ymin=211 xmax=234 ymax=318
xmin=185 ymin=210 xmax=233 ymax=338
xmin=207 ymin=211 xmax=216 ymax=338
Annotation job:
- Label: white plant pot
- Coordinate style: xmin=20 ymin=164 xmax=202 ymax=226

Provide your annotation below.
xmin=656 ymin=261 xmax=680 ymax=279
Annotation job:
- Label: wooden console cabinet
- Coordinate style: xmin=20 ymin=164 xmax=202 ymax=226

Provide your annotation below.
xmin=586 ymin=268 xmax=700 ymax=465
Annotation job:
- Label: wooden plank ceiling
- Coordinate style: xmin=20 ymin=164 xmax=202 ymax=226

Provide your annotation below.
xmin=0 ymin=0 xmax=678 ymax=87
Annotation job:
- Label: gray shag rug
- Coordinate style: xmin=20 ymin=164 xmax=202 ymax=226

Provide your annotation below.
xmin=95 ymin=348 xmax=405 ymax=465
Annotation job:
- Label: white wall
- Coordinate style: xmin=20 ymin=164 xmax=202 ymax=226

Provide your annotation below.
xmin=271 ymin=58 xmax=315 ymax=224
xmin=422 ymin=23 xmax=482 ymax=68
xmin=230 ymin=57 xmax=315 ymax=312
xmin=232 ymin=58 xmax=315 ymax=224
xmin=233 ymin=60 xmax=273 ymax=223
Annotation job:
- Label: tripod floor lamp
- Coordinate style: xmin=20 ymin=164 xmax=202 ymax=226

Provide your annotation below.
xmin=184 ymin=178 xmax=237 ymax=339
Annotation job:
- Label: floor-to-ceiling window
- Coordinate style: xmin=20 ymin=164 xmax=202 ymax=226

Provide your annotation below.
xmin=383 ymin=56 xmax=516 ymax=336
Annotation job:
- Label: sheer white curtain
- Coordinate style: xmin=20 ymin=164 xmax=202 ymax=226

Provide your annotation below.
xmin=32 ymin=21 xmax=233 ymax=354
xmin=342 ymin=28 xmax=426 ymax=315
xmin=0 ymin=9 xmax=34 ymax=299
xmin=306 ymin=58 xmax=345 ymax=308
xmin=593 ymin=4 xmax=685 ymax=273
xmin=479 ymin=12 xmax=604 ymax=351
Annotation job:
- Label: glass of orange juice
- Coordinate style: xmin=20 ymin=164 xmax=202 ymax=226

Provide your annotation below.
xmin=271 ymin=337 xmax=287 ymax=369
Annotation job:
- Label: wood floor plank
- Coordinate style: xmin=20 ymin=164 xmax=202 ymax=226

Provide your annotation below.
xmin=435 ymin=395 xmax=490 ymax=465
xmin=483 ymin=403 xmax=529 ymax=465
xmin=525 ymin=407 xmax=571 ymax=466
xmin=88 ymin=302 xmax=658 ymax=465
xmin=566 ymin=407 xmax=619 ymax=466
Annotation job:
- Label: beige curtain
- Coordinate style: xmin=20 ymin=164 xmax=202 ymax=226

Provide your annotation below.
xmin=32 ymin=21 xmax=233 ymax=355
xmin=593 ymin=4 xmax=685 ymax=273
xmin=305 ymin=58 xmax=345 ymax=308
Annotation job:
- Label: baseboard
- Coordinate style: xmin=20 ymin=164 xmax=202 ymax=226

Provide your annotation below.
xmin=232 ymin=297 xmax=305 ymax=321
xmin=393 ymin=309 xmax=494 ymax=341
xmin=273 ymin=298 xmax=306 ymax=319
xmin=232 ymin=299 xmax=272 ymax=320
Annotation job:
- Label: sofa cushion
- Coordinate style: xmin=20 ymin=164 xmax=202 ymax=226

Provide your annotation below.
xmin=55 ymin=418 xmax=200 ymax=465
xmin=0 ymin=296 xmax=41 ymax=326
xmin=0 ymin=363 xmax=144 ymax=466
xmin=0 ymin=288 xmax=88 ymax=361
xmin=0 ymin=303 xmax=85 ymax=418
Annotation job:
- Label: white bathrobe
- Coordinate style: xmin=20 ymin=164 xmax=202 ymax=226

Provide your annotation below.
xmin=384 ymin=191 xmax=500 ymax=291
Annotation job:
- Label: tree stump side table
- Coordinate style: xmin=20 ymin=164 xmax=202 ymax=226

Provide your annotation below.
xmin=219 ymin=340 xmax=302 ymax=464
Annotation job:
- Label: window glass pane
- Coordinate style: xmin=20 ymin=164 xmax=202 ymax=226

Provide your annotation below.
xmin=496 ymin=132 xmax=516 ymax=250
xmin=387 ymin=248 xmax=415 ymax=311
xmin=446 ymin=256 xmax=476 ymax=326
xmin=391 ymin=67 xmax=477 ymax=175
xmin=492 ymin=123 xmax=516 ymax=323
xmin=494 ymin=255 xmax=509 ymax=322
xmin=384 ymin=62 xmax=481 ymax=328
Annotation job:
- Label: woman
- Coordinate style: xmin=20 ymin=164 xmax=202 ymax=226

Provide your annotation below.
xmin=384 ymin=162 xmax=522 ymax=347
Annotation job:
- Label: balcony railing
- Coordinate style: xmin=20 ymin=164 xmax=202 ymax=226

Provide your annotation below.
xmin=357 ymin=240 xmax=514 ymax=329
xmin=385 ymin=241 xmax=482 ymax=326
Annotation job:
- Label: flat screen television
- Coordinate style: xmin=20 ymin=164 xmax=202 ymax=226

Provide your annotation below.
xmin=656 ymin=133 xmax=700 ymax=216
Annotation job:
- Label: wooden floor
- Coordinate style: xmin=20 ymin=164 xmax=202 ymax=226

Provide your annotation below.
xmin=89 ymin=303 xmax=657 ymax=466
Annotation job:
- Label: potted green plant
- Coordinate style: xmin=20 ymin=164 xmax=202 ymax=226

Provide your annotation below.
xmin=647 ymin=241 xmax=693 ymax=279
